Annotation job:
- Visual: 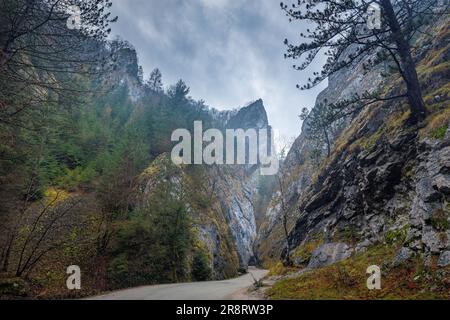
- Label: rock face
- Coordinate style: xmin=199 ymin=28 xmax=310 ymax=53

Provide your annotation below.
xmin=256 ymin=40 xmax=384 ymax=262
xmin=212 ymin=167 xmax=259 ymax=266
xmin=257 ymin=17 xmax=450 ymax=268
xmin=210 ymin=100 xmax=270 ymax=266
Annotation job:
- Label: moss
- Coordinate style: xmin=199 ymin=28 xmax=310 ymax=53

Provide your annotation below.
xmin=291 ymin=235 xmax=325 ymax=267
xmin=267 ymin=261 xmax=299 ymax=277
xmin=360 ymin=128 xmax=384 ymax=151
xmin=384 ymin=227 xmax=408 ymax=245
xmin=419 ymin=107 xmax=450 ymax=140
xmin=430 ymin=124 xmax=448 ymax=140
xmin=333 ymin=225 xmax=359 ymax=244
xmin=423 ymin=83 xmax=450 ymax=108
xmin=430 ymin=209 xmax=449 ymax=231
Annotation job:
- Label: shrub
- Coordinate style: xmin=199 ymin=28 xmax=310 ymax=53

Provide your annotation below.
xmin=191 ymin=250 xmax=212 ymax=281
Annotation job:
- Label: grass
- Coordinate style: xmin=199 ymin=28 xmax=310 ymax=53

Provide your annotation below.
xmin=419 ymin=107 xmax=450 ymax=140
xmin=266 ymin=244 xmax=450 ymax=300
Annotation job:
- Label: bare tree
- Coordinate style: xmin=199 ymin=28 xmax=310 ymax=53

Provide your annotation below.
xmin=14 ymin=195 xmax=81 ymax=277
xmin=0 ymin=0 xmax=117 ymax=129
xmin=0 ymin=0 xmax=116 ymax=275
xmin=277 ymin=172 xmax=292 ymax=266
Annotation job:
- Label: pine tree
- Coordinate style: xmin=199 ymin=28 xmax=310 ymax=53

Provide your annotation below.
xmin=146 ymin=68 xmax=163 ymax=92
xmin=281 ymin=0 xmax=447 ymax=124
xmin=168 ymin=79 xmax=190 ymax=104
xmin=300 ymin=103 xmax=334 ymax=157
xmin=192 ymin=250 xmax=212 ymax=281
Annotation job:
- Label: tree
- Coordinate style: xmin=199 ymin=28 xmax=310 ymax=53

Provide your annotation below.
xmin=0 ymin=0 xmax=117 ymax=275
xmin=168 ymin=79 xmax=190 ymax=104
xmin=146 ymin=68 xmax=163 ymax=92
xmin=281 ymin=0 xmax=447 ymax=124
xmin=0 ymin=0 xmax=117 ymax=129
xmin=137 ymin=66 xmax=144 ymax=84
xmin=191 ymin=250 xmax=212 ymax=281
xmin=300 ymin=103 xmax=334 ymax=157
xmin=277 ymin=171 xmax=292 ymax=266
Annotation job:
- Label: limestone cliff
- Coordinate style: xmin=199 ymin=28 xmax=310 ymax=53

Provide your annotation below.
xmin=257 ymin=17 xmax=450 ymax=270
xmin=133 ymin=99 xmax=271 ymax=277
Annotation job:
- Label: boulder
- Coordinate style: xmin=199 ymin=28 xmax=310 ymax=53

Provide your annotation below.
xmin=437 ymin=251 xmax=450 ymax=267
xmin=307 ymin=243 xmax=352 ymax=269
xmin=432 ymin=174 xmax=450 ymax=195
xmin=391 ymin=247 xmax=414 ymax=267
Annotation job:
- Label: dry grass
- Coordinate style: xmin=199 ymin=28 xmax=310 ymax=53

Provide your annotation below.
xmin=267 ymin=244 xmax=450 ymax=300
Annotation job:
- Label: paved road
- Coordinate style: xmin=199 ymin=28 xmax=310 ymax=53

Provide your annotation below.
xmin=88 ymin=267 xmax=268 ymax=300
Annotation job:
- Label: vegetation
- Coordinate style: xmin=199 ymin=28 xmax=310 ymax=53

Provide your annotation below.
xmin=191 ymin=250 xmax=213 ymax=281
xmin=267 ymin=244 xmax=450 ymax=300
xmin=0 ymin=1 xmax=231 ymax=298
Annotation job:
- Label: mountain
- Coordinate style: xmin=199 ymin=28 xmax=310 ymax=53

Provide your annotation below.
xmin=0 ymin=34 xmax=273 ymax=297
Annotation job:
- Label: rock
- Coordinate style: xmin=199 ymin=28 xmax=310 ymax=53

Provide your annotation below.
xmin=437 ymin=251 xmax=450 ymax=267
xmin=391 ymin=247 xmax=414 ymax=267
xmin=432 ymin=174 xmax=450 ymax=195
xmin=307 ymin=243 xmax=352 ymax=269
xmin=418 ymin=177 xmax=442 ymax=203
xmin=422 ymin=227 xmax=445 ymax=253
xmin=355 ymin=239 xmax=371 ymax=253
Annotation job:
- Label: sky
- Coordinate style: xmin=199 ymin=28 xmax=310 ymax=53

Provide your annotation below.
xmin=110 ymin=0 xmax=328 ymax=139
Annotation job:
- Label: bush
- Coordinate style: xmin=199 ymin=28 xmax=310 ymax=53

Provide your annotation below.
xmin=191 ymin=250 xmax=212 ymax=281
xmin=0 ymin=277 xmax=29 ymax=298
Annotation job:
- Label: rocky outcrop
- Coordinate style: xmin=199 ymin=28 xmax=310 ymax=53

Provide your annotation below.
xmin=257 ymin=17 xmax=450 ymax=269
xmin=256 ymin=39 xmax=385 ymax=262
xmin=208 ymin=99 xmax=270 ymax=266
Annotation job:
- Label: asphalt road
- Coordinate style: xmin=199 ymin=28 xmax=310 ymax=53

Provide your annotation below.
xmin=88 ymin=267 xmax=268 ymax=300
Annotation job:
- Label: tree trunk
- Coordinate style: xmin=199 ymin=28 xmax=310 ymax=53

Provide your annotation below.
xmin=322 ymin=125 xmax=331 ymax=157
xmin=380 ymin=0 xmax=427 ymax=123
xmin=283 ymin=215 xmax=292 ymax=266
xmin=1 ymin=239 xmax=12 ymax=272
xmin=278 ymin=176 xmax=292 ymax=266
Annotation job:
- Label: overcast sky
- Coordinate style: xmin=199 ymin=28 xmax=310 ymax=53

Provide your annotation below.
xmin=110 ymin=0 xmax=327 ymax=139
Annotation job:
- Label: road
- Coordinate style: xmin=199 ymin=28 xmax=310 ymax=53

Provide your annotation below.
xmin=88 ymin=267 xmax=268 ymax=300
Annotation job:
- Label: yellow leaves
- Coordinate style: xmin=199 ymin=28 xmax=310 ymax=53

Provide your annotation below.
xmin=43 ymin=187 xmax=69 ymax=205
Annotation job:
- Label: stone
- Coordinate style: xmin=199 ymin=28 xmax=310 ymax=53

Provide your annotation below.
xmin=422 ymin=227 xmax=444 ymax=253
xmin=391 ymin=247 xmax=414 ymax=267
xmin=307 ymin=243 xmax=352 ymax=269
xmin=355 ymin=239 xmax=371 ymax=253
xmin=437 ymin=251 xmax=450 ymax=267
xmin=432 ymin=174 xmax=450 ymax=195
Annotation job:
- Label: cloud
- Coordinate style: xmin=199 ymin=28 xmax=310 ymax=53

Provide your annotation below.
xmin=110 ymin=0 xmax=327 ymax=138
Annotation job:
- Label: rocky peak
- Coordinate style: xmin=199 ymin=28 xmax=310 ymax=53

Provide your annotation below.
xmin=211 ymin=99 xmax=269 ymax=131
xmin=226 ymin=99 xmax=269 ymax=130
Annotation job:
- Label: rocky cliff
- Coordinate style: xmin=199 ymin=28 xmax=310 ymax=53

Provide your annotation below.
xmin=257 ymin=17 xmax=450 ymax=272
xmin=132 ymin=99 xmax=270 ymax=277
